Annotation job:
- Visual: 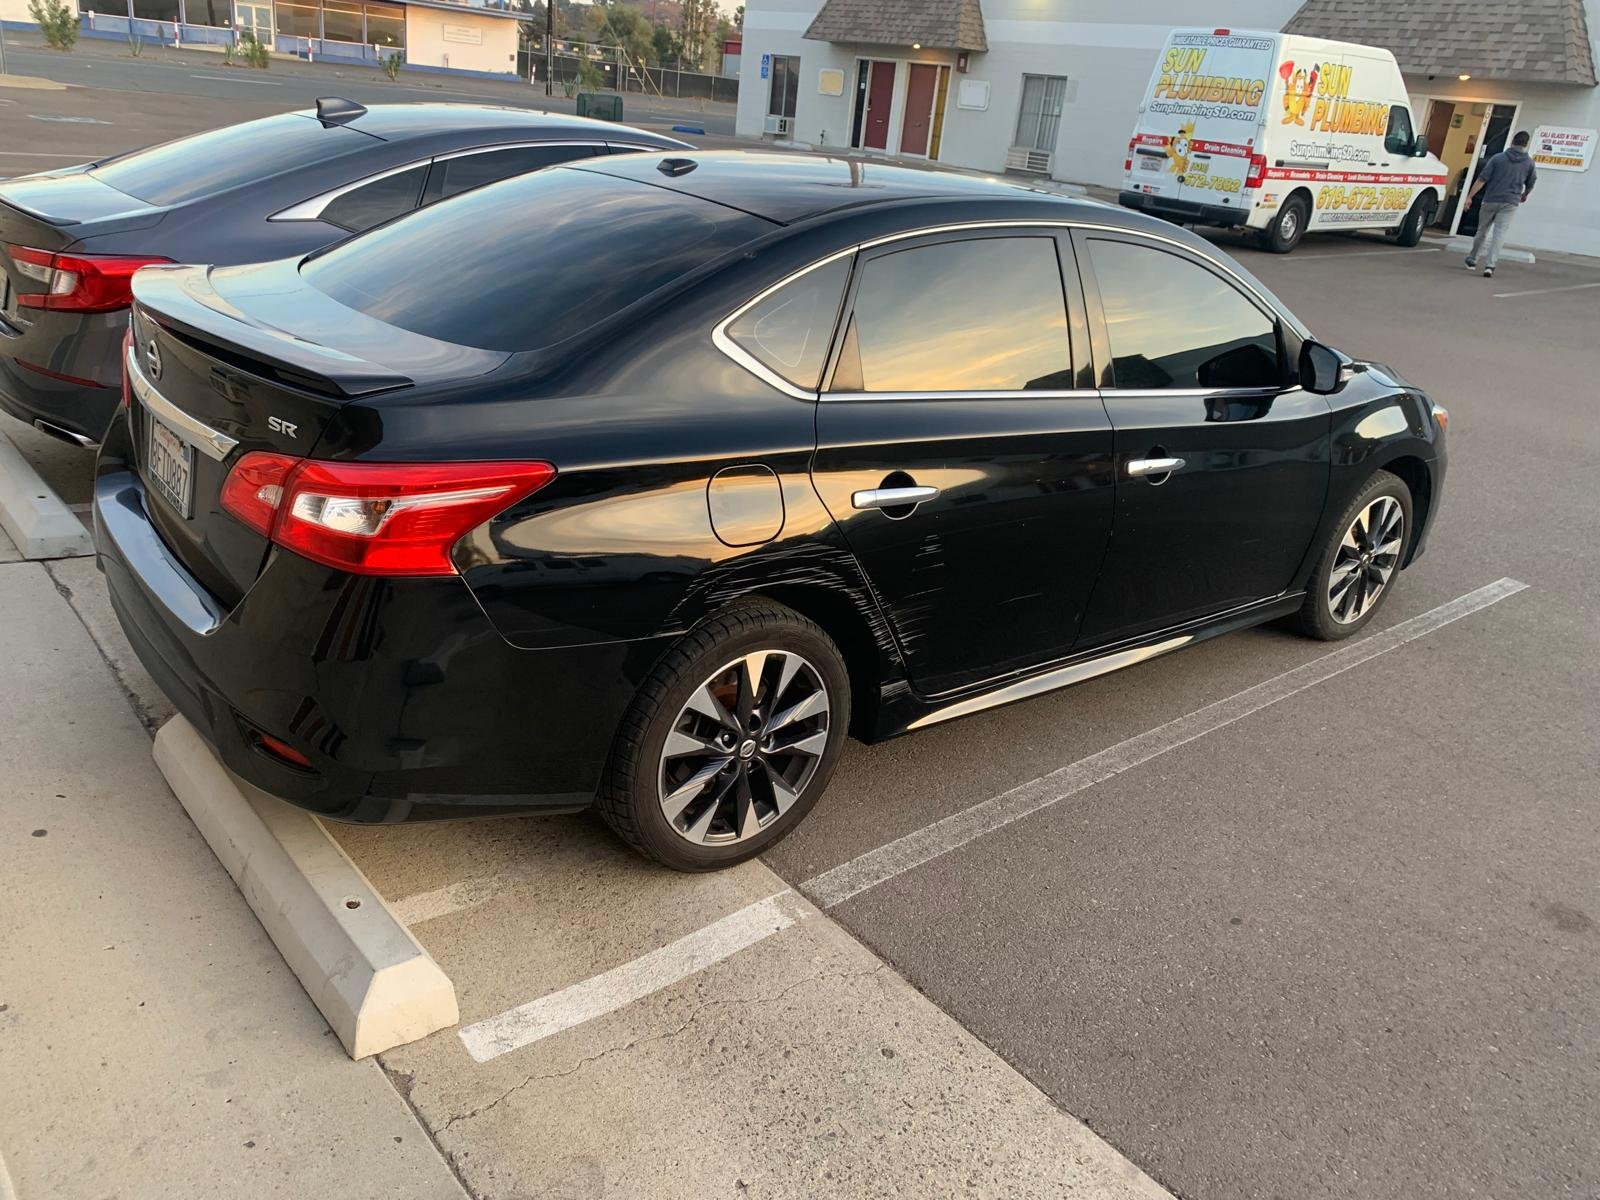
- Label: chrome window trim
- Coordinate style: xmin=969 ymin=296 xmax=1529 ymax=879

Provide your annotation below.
xmin=268 ymin=140 xmax=614 ymax=223
xmin=126 ymin=344 xmax=239 ymax=462
xmin=824 ymin=388 xmax=1103 ymax=403
xmin=711 ymin=218 xmax=1307 ymax=401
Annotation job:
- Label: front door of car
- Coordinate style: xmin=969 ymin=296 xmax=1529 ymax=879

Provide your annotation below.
xmin=1071 ymin=230 xmax=1331 ymax=647
xmin=809 ymin=230 xmax=1116 ymax=698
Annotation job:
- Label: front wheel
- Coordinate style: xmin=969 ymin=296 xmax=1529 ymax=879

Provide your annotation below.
xmin=597 ymin=601 xmax=851 ymax=871
xmin=1263 ymin=194 xmax=1309 ymax=253
xmin=1394 ymin=194 xmax=1437 ymax=247
xmin=1291 ymin=470 xmax=1413 ymax=641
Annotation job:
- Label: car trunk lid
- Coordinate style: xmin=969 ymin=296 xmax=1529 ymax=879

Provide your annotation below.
xmin=127 ymin=259 xmax=509 ymax=605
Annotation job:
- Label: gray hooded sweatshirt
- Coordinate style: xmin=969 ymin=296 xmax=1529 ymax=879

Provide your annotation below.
xmin=1477 ymin=146 xmax=1538 ymax=206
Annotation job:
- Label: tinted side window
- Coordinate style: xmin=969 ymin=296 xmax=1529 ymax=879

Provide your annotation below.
xmin=726 ymin=257 xmax=850 ymax=390
xmin=834 ymin=237 xmax=1072 ymax=393
xmin=1089 ymin=240 xmax=1280 ymax=390
xmin=1385 ymin=105 xmax=1415 ymax=155
xmin=319 ymin=165 xmax=428 ymax=233
xmin=90 ymin=113 xmax=370 ymax=206
xmin=303 ymin=169 xmax=764 ymax=352
xmin=422 ymin=144 xmax=600 ymax=204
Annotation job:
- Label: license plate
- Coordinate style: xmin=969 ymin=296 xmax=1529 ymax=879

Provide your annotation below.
xmin=1139 ymin=157 xmax=1161 ymax=172
xmin=148 ymin=415 xmax=195 ymax=519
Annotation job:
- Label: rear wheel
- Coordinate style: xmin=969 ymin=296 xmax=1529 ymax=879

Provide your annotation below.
xmin=1394 ymin=194 xmax=1437 ymax=247
xmin=1291 ymin=470 xmax=1412 ymax=641
xmin=1264 ymin=194 xmax=1309 ymax=253
xmin=597 ymin=601 xmax=850 ymax=871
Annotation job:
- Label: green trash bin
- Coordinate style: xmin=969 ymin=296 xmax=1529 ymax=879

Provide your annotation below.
xmin=576 ymin=93 xmax=624 ymax=122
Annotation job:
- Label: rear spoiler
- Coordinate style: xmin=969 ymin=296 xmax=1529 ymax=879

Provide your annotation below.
xmin=132 ymin=265 xmax=411 ymax=398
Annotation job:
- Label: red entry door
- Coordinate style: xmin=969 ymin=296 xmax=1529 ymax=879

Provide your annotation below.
xmin=901 ymin=63 xmax=938 ymax=156
xmin=863 ymin=62 xmax=896 ymax=151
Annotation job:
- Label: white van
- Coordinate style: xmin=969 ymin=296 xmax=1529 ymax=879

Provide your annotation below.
xmin=1119 ymin=28 xmax=1448 ymax=252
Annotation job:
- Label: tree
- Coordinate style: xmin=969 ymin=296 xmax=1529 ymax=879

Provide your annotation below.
xmin=678 ymin=0 xmax=713 ymax=69
xmin=29 ymin=0 xmax=79 ymax=50
xmin=651 ymin=23 xmax=680 ymax=66
xmin=733 ymin=4 xmax=743 ymax=29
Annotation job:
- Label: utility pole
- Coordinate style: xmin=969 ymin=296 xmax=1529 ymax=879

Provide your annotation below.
xmin=544 ymin=0 xmax=554 ymax=95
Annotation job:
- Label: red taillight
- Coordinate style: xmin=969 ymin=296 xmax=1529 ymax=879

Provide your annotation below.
xmin=120 ymin=325 xmax=134 ymax=410
xmin=7 ymin=244 xmax=173 ymax=314
xmin=220 ymin=454 xmax=556 ymax=577
xmin=1245 ymin=152 xmax=1268 ymax=189
xmin=255 ymin=731 xmax=314 ymax=770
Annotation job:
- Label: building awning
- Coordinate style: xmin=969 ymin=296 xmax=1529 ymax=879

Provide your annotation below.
xmin=1284 ymin=0 xmax=1597 ymax=86
xmin=804 ymin=0 xmax=988 ymax=52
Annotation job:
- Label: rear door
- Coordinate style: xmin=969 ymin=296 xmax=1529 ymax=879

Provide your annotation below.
xmin=809 ymin=229 xmax=1114 ymax=698
xmin=1073 ymin=230 xmax=1329 ymax=647
xmin=1128 ymin=29 xmax=1273 ymax=217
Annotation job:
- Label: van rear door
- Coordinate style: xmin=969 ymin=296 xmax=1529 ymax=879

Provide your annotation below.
xmin=1128 ymin=29 xmax=1274 ymax=217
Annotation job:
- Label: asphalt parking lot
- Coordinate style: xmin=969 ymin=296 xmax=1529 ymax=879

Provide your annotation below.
xmin=3 ymin=64 xmax=1599 ymax=1200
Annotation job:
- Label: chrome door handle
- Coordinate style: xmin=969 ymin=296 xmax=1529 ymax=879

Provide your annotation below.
xmin=852 ymin=485 xmax=940 ymax=510
xmin=1126 ymin=457 xmax=1185 ymax=478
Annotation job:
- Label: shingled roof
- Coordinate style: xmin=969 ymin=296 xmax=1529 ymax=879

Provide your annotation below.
xmin=1284 ymin=0 xmax=1597 ymax=86
xmin=804 ymin=0 xmax=988 ymax=52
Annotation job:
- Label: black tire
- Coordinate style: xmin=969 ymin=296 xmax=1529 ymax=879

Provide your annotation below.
xmin=1394 ymin=194 xmax=1436 ymax=247
xmin=1291 ymin=470 xmax=1414 ymax=641
xmin=597 ymin=600 xmax=851 ymax=871
xmin=1264 ymin=194 xmax=1309 ymax=253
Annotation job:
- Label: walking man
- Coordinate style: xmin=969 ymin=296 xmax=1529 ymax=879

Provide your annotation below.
xmin=1465 ymin=131 xmax=1538 ymax=278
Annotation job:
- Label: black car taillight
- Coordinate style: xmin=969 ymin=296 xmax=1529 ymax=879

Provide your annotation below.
xmin=220 ymin=454 xmax=557 ymax=577
xmin=6 ymin=244 xmax=173 ymax=314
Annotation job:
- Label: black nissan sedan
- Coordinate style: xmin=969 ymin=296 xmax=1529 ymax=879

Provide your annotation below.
xmin=0 ymin=101 xmax=686 ymax=446
xmin=94 ymin=151 xmax=1447 ymax=870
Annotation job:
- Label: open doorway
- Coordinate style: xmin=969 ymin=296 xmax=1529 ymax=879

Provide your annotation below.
xmin=851 ymin=60 xmax=897 ymax=151
xmin=1423 ymin=98 xmax=1520 ymax=234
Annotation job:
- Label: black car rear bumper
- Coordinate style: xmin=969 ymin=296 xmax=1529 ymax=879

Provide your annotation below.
xmin=94 ymin=463 xmax=674 ymax=823
xmin=1118 ymin=190 xmax=1251 ymax=228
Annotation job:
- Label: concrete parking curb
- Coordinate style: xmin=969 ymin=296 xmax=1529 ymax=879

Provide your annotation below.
xmin=0 ymin=432 xmax=92 ymax=559
xmin=1445 ymin=234 xmax=1536 ymax=264
xmin=153 ymin=716 xmax=459 ymax=1059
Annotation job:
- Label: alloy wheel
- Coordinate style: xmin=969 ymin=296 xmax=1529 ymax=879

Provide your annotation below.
xmin=1327 ymin=495 xmax=1404 ymax=624
xmin=658 ymin=650 xmax=831 ymax=846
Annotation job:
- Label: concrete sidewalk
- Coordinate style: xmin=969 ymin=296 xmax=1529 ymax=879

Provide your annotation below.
xmin=0 ymin=560 xmax=465 ymax=1200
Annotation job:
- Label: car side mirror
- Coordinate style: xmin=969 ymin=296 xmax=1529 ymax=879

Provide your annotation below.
xmin=1299 ymin=340 xmax=1345 ymax=394
xmin=1412 ymin=132 xmax=1429 ymax=157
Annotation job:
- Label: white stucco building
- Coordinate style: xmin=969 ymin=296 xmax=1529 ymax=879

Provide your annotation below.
xmin=736 ymin=0 xmax=1600 ymax=256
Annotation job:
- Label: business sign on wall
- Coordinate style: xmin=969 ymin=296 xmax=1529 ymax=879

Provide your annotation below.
xmin=443 ymin=23 xmax=483 ymax=45
xmin=1530 ymin=125 xmax=1595 ymax=172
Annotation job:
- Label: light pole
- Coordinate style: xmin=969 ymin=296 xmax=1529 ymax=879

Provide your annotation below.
xmin=544 ymin=0 xmax=554 ymax=95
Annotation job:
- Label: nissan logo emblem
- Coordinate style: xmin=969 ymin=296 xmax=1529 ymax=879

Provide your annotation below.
xmin=144 ymin=338 xmax=162 ymax=381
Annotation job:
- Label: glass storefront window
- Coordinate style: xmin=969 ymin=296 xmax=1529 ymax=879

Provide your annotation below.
xmin=364 ymin=1 xmax=403 ymax=47
xmin=183 ymin=0 xmax=232 ymax=26
xmin=322 ymin=0 xmax=362 ymax=42
xmin=133 ymin=0 xmax=180 ymax=20
xmin=80 ymin=0 xmax=132 ymax=17
xmin=274 ymin=0 xmax=319 ymax=37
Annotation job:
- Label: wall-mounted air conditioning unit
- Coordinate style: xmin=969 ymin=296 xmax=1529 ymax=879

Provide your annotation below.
xmin=1005 ymin=147 xmax=1053 ymax=175
xmin=764 ymin=114 xmax=792 ymax=136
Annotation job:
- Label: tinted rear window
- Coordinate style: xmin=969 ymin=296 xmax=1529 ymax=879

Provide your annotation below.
xmin=91 ymin=113 xmax=372 ymax=206
xmin=302 ymin=168 xmax=766 ymax=352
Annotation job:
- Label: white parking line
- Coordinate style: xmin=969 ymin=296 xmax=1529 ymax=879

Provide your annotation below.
xmin=459 ymin=890 xmax=807 ymax=1062
xmin=190 ymin=74 xmax=282 ymax=85
xmin=451 ymin=578 xmax=1528 ymax=1060
xmin=1294 ymin=246 xmax=1443 ymax=260
xmin=1492 ymin=281 xmax=1600 ymax=299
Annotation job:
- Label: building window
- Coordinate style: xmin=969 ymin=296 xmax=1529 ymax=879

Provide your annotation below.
xmin=767 ymin=54 xmax=800 ymax=119
xmin=321 ymin=0 xmax=362 ymax=42
xmin=364 ymin=1 xmax=403 ymax=48
xmin=132 ymin=0 xmax=179 ymax=20
xmin=80 ymin=0 xmax=131 ymax=18
xmin=1014 ymin=74 xmax=1067 ymax=153
xmin=274 ymin=0 xmax=319 ymax=37
xmin=183 ymin=0 xmax=232 ymax=27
